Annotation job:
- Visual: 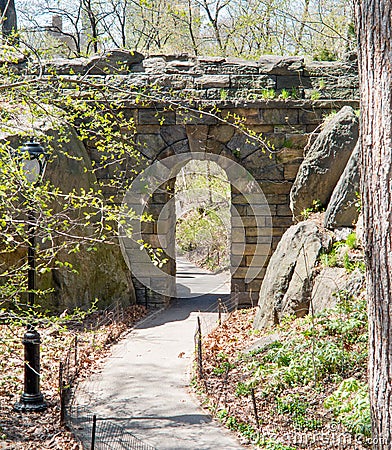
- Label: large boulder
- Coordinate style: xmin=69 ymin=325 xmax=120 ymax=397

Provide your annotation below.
xmin=324 ymin=143 xmax=360 ymax=228
xmin=253 ymin=219 xmax=331 ymax=330
xmin=0 ymin=122 xmax=135 ymax=312
xmin=42 ymin=127 xmax=136 ymax=311
xmin=290 ymin=106 xmax=359 ymax=220
xmin=311 ymin=267 xmax=364 ymax=315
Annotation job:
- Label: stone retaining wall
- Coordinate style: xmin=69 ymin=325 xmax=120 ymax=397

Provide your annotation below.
xmin=36 ymin=51 xmax=359 ymax=306
xmin=84 ymin=98 xmax=359 ymax=307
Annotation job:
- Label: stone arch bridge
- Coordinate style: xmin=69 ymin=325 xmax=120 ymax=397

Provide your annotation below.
xmin=55 ymin=52 xmax=359 ymax=307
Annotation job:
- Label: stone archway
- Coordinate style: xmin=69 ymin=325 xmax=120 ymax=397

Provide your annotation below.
xmin=112 ymin=99 xmax=355 ymax=308
xmin=120 ymin=126 xmax=276 ymax=307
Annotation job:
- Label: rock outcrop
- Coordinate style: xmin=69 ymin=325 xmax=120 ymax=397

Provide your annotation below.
xmin=0 ymin=123 xmax=135 ymax=312
xmin=290 ymin=106 xmax=359 ymax=219
xmin=324 ymin=142 xmax=360 ymax=228
xmin=253 ymin=219 xmax=331 ymax=330
xmin=311 ymin=267 xmax=364 ymax=315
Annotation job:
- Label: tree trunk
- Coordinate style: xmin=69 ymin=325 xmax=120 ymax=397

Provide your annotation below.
xmin=355 ymin=2 xmax=392 ymax=447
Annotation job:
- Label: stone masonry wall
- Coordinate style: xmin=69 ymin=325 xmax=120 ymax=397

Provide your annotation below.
xmin=42 ymin=51 xmax=359 ymax=307
xmin=87 ymin=98 xmax=358 ymax=307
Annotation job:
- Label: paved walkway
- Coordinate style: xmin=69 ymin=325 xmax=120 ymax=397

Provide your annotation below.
xmin=72 ymin=259 xmax=243 ymax=449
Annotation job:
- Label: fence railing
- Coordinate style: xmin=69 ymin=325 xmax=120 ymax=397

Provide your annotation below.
xmin=192 ymin=292 xmax=264 ymax=433
xmin=61 ymin=293 xmax=239 ymax=449
xmin=58 ymin=302 xmax=157 ymax=450
xmin=194 ymin=292 xmax=239 ymax=392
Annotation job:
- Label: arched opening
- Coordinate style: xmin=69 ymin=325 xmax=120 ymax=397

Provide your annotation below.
xmin=174 ymin=160 xmax=231 ymax=298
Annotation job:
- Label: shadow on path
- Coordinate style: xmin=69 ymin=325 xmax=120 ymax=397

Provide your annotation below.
xmin=71 ymin=258 xmax=242 ymax=449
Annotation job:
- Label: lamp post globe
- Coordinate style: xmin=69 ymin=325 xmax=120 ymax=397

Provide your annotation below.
xmin=19 ymin=139 xmax=47 ymax=183
xmin=14 ymin=138 xmax=48 ymax=413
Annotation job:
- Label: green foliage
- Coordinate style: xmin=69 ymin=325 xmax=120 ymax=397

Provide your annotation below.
xmin=321 ymin=294 xmax=368 ymax=345
xmin=246 ymin=295 xmax=368 ymax=396
xmin=235 ymin=381 xmax=252 ymax=397
xmin=261 ymin=88 xmax=276 ymax=100
xmin=345 ymin=232 xmax=358 ymax=249
xmin=324 ymin=378 xmax=371 ymax=437
xmin=320 ymin=248 xmax=339 ymax=268
xmin=220 ymin=89 xmax=228 ymax=101
xmin=217 ymin=409 xmax=296 ymax=449
xmin=320 ymin=233 xmax=365 ymax=273
xmin=310 ymin=90 xmax=321 ymax=100
xmin=213 ymin=352 xmax=235 ymax=375
xmin=276 ymin=395 xmax=322 ymax=430
xmin=300 ymin=199 xmax=324 ymax=219
xmin=280 ymin=89 xmax=290 ymax=100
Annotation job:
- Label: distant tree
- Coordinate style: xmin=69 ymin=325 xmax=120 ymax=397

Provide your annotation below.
xmin=0 ymin=0 xmax=17 ymax=41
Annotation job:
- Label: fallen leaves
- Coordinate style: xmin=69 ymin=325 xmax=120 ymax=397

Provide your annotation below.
xmin=0 ymin=304 xmax=147 ymax=449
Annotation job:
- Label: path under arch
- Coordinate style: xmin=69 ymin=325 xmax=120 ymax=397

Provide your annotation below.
xmin=72 ymin=259 xmax=243 ymax=449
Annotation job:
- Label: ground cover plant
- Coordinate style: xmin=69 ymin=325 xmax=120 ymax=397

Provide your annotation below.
xmin=195 ymin=292 xmax=370 ymax=449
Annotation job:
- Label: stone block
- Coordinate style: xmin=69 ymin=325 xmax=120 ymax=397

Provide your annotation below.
xmin=264 ymin=194 xmax=288 ymax=205
xmin=208 ymin=125 xmax=235 ymax=143
xmin=136 ymin=133 xmax=166 ymax=159
xmin=195 ymin=75 xmax=230 ymax=88
xmin=272 ymin=216 xmax=294 ymax=227
xmin=223 ymin=58 xmax=260 ymax=74
xmin=230 ymin=74 xmax=276 ymax=89
xmin=136 ymin=125 xmax=161 ymax=134
xmin=247 ymin=278 xmax=264 ymax=291
xmin=138 ymin=109 xmax=176 ymax=125
xmin=258 ymin=55 xmax=304 ymax=76
xmin=246 ymin=254 xmax=269 ymax=268
xmin=248 ymin=125 xmax=274 ymax=133
xmin=227 ymin=133 xmax=260 ymax=158
xmin=185 ymin=124 xmax=208 ymax=152
xmin=141 ymin=222 xmax=154 ymax=234
xmin=275 ymin=147 xmax=303 ymax=164
xmin=232 ymin=193 xmax=267 ymax=205
xmin=276 ymin=75 xmax=311 ymax=90
xmin=298 ymin=108 xmax=330 ymax=124
xmin=277 ymin=204 xmax=292 ymax=216
xmin=259 ymin=181 xmax=292 ymax=195
xmin=231 ymin=254 xmax=247 ymax=267
xmin=231 ymin=204 xmax=247 ymax=215
xmin=284 ymin=163 xmax=301 ymax=180
xmin=231 ymin=279 xmax=246 ymax=291
xmin=258 ymin=108 xmax=299 ymax=125
xmin=160 ymin=125 xmax=187 ymax=145
xmin=272 ymin=227 xmax=288 ymax=237
xmin=232 ymin=242 xmax=246 ymax=255
xmin=231 ymin=216 xmax=257 ymax=228
xmin=231 ymin=227 xmax=246 ymax=242
xmin=224 ymin=108 xmax=261 ymax=125
xmin=177 ymin=111 xmax=218 ymax=125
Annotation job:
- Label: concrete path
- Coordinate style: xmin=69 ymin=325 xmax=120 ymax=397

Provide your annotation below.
xmin=72 ymin=259 xmax=243 ymax=449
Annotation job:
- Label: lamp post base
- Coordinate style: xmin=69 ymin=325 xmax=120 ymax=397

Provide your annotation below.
xmin=14 ymin=393 xmax=47 ymax=413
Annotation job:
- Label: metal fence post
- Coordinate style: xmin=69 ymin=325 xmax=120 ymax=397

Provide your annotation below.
xmin=91 ymin=414 xmax=97 ymax=450
xmin=197 ymin=316 xmax=203 ymax=380
xmin=251 ymin=388 xmax=260 ymax=429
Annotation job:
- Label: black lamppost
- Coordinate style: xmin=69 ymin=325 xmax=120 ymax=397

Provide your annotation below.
xmin=14 ymin=139 xmax=48 ymax=413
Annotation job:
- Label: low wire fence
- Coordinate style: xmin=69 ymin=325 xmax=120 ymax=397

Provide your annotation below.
xmin=58 ymin=302 xmax=157 ymax=450
xmin=60 ymin=293 xmax=239 ymax=449
xmin=194 ymin=291 xmax=239 ymax=387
